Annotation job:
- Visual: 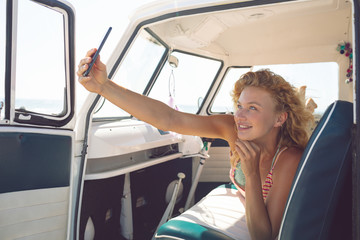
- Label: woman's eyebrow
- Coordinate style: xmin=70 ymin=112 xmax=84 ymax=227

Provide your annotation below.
xmin=249 ymin=101 xmax=263 ymax=107
xmin=237 ymin=100 xmax=263 ymax=107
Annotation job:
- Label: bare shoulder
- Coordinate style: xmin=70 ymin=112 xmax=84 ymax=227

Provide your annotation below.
xmin=281 ymin=146 xmax=303 ymax=161
xmin=275 ymin=147 xmax=303 ymax=175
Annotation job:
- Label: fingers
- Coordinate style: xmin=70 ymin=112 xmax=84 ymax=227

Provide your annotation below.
xmin=249 ymin=141 xmax=260 ymax=152
xmin=235 ymin=139 xmax=251 ymax=155
xmin=86 ymin=48 xmax=97 ymax=57
xmin=77 ymin=61 xmax=89 ymax=77
xmin=78 ymin=57 xmax=91 ymax=69
xmin=235 ymin=139 xmax=259 ymax=161
xmin=235 ymin=140 xmax=261 ymax=177
xmin=77 ymin=49 xmax=98 ymax=78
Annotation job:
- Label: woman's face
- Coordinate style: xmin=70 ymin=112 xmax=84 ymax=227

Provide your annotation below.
xmin=234 ymin=86 xmax=280 ymax=141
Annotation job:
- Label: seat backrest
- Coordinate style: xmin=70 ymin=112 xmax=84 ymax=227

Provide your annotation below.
xmin=278 ymin=100 xmax=353 ymax=240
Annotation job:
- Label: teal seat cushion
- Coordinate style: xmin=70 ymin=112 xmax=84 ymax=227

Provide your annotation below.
xmin=217 ymin=183 xmax=237 ymax=190
xmin=156 ymin=220 xmax=234 ymax=240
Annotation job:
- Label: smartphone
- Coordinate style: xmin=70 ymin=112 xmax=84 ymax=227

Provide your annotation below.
xmin=83 ymin=26 xmax=112 ymax=76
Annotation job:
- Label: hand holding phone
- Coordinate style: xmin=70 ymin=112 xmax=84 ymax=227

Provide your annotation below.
xmin=83 ymin=26 xmax=112 ymax=77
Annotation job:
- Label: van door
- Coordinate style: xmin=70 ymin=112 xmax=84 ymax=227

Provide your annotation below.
xmin=0 ymin=0 xmax=75 ymax=239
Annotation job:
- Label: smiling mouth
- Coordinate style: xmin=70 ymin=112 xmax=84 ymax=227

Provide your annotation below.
xmin=238 ymin=124 xmax=252 ymax=130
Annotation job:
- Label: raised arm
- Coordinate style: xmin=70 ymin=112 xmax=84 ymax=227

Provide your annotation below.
xmin=77 ymin=49 xmax=236 ymax=142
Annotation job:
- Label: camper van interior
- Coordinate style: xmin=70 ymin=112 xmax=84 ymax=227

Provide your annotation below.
xmin=0 ymin=0 xmax=359 ymax=239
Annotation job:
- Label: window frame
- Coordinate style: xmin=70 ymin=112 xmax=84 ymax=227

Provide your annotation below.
xmin=147 ymin=49 xmax=223 ymax=115
xmin=3 ymin=0 xmax=75 ymax=127
xmin=207 ymin=66 xmax=251 ymax=115
xmin=93 ymin=28 xmax=224 ymax=121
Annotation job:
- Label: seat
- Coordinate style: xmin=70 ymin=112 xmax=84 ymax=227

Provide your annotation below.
xmin=278 ymin=100 xmax=353 ymax=239
xmin=155 ymin=100 xmax=353 ymax=240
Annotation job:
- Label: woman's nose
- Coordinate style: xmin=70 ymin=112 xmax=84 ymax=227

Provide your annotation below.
xmin=235 ymin=108 xmax=247 ymax=120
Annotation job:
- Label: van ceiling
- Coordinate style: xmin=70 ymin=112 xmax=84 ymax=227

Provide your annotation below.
xmin=148 ymin=0 xmax=352 ymax=65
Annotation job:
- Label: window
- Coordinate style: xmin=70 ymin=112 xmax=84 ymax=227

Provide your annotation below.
xmin=211 ymin=67 xmax=250 ymax=113
xmin=15 ymin=0 xmax=66 ymax=116
xmin=252 ymin=63 xmax=339 ymax=116
xmin=211 ymin=63 xmax=339 ymax=116
xmin=94 ymin=30 xmax=166 ymax=118
xmin=0 ymin=0 xmax=5 ymax=120
xmin=148 ymin=52 xmax=221 ymax=114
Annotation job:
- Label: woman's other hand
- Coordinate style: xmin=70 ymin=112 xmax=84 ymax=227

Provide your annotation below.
xmin=235 ymin=139 xmax=261 ymax=177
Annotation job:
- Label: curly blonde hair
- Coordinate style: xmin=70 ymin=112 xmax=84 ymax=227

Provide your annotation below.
xmin=231 ymin=69 xmax=314 ymax=150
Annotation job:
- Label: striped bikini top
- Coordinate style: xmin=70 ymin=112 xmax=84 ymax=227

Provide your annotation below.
xmin=262 ymin=146 xmax=288 ymax=200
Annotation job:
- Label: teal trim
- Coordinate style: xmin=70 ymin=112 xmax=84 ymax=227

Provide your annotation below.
xmin=217 ymin=183 xmax=237 ymax=190
xmin=0 ymin=132 xmax=72 ymax=193
xmin=157 ymin=220 xmax=234 ymax=240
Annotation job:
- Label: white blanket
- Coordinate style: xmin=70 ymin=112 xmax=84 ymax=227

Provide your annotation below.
xmin=171 ymin=186 xmax=250 ymax=240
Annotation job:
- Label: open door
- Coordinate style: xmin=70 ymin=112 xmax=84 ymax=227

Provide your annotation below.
xmin=0 ymin=0 xmax=75 ymax=239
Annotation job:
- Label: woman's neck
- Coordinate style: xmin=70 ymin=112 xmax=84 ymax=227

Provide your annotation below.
xmin=253 ymin=128 xmax=281 ymax=160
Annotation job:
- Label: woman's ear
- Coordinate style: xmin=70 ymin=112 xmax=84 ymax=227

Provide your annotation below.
xmin=275 ymin=112 xmax=288 ymax=127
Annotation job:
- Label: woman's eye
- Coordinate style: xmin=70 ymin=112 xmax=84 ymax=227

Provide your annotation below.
xmin=237 ymin=104 xmax=243 ymax=109
xmin=249 ymin=106 xmax=257 ymax=110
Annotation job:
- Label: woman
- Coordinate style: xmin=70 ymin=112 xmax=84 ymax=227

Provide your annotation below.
xmin=77 ymin=48 xmax=313 ymax=239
